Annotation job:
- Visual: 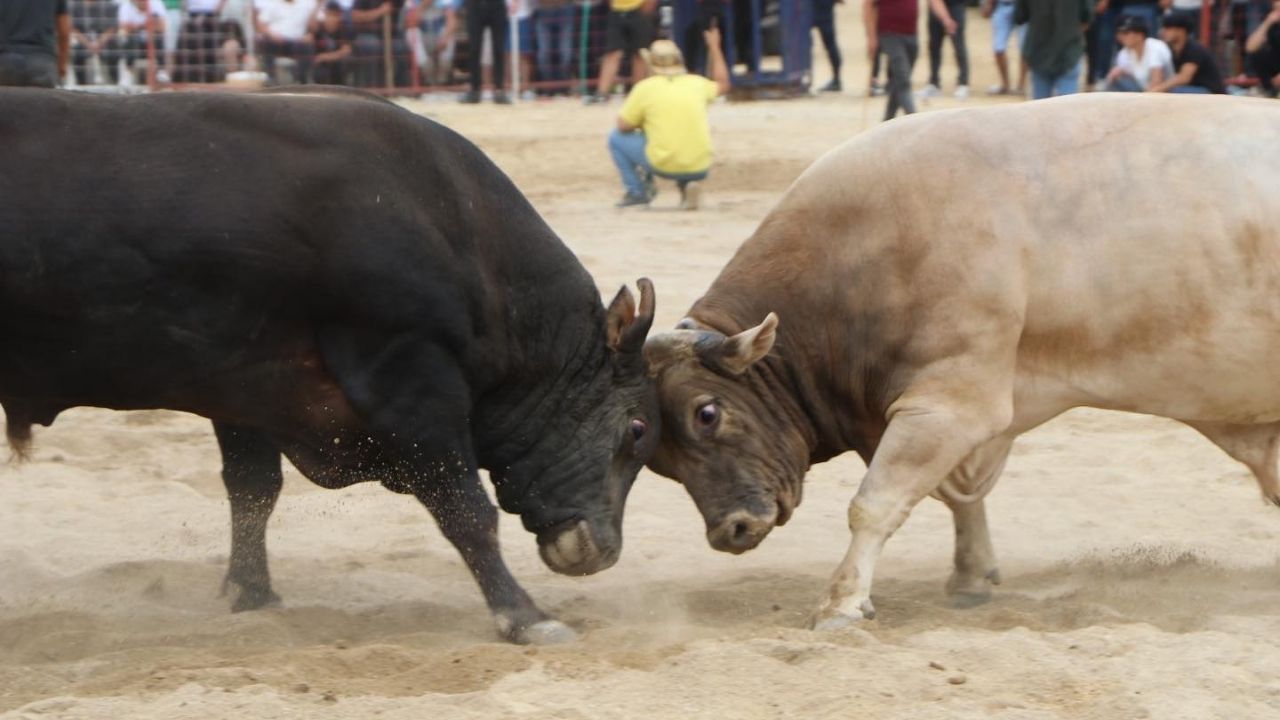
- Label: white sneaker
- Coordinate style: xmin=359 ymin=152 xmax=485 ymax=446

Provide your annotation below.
xmin=681 ymin=181 xmax=702 ymax=211
xmin=917 ymin=83 xmax=941 ymax=98
xmin=954 ymin=85 xmax=969 ymax=100
xmin=156 ymin=69 xmax=171 ymax=84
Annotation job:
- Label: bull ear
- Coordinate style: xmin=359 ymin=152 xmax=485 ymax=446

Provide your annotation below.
xmin=607 ymin=278 xmax=656 ymax=354
xmin=707 ymin=313 xmax=778 ymax=374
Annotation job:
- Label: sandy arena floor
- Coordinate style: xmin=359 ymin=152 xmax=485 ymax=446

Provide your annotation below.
xmin=4 ymin=10 xmax=1280 ymax=720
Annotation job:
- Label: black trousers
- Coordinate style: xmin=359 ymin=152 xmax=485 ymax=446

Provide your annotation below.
xmin=468 ymin=0 xmax=508 ymax=91
xmin=812 ymin=0 xmax=841 ymax=80
xmin=0 ymin=51 xmax=57 ymax=87
xmin=927 ymin=0 xmax=968 ymax=86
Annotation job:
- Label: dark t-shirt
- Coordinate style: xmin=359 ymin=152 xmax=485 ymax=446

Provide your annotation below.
xmin=1173 ymin=39 xmax=1225 ymax=93
xmin=0 ymin=0 xmax=69 ymax=55
xmin=352 ymin=0 xmax=405 ymax=35
xmin=876 ymin=0 xmax=917 ymax=35
xmin=315 ymin=22 xmax=353 ymax=53
xmin=69 ymin=0 xmax=113 ymax=39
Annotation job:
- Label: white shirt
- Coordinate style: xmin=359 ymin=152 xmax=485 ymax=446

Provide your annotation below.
xmin=1115 ymin=37 xmax=1173 ymax=88
xmin=257 ymin=0 xmax=319 ymax=40
xmin=117 ymin=0 xmax=166 ymax=26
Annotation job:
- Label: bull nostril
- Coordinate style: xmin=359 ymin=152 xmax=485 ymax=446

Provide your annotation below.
xmin=731 ymin=521 xmax=751 ymax=544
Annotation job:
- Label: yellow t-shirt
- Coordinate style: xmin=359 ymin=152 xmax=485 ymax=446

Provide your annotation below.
xmin=611 ymin=0 xmax=645 ymax=11
xmin=618 ymin=73 xmax=719 ymax=176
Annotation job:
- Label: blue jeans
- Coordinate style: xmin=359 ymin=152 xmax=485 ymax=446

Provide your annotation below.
xmin=535 ymin=6 xmax=575 ymax=83
xmin=1106 ymin=73 xmax=1143 ymax=92
xmin=608 ymin=129 xmax=708 ymax=196
xmin=1030 ymin=58 xmax=1082 ymax=99
xmin=1171 ymin=85 xmax=1212 ymax=93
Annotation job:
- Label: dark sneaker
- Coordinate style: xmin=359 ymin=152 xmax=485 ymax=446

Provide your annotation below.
xmin=643 ymin=173 xmax=657 ymax=201
xmin=493 ymin=92 xmax=511 ymax=105
xmin=819 ymin=78 xmax=842 ymax=93
xmin=460 ymin=90 xmax=481 ymax=104
xmin=583 ymin=93 xmax=606 ymax=105
xmin=615 ymin=192 xmax=649 ymax=208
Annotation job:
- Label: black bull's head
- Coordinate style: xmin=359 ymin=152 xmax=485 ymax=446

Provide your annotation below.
xmin=489 ymin=280 xmax=661 ymax=577
xmin=642 ymin=313 xmax=809 ymax=554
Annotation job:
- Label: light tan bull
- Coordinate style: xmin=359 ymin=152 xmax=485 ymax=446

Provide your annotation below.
xmin=644 ymin=94 xmax=1280 ymax=629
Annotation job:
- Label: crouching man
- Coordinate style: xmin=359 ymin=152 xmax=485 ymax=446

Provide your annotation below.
xmin=608 ymin=26 xmax=730 ymax=210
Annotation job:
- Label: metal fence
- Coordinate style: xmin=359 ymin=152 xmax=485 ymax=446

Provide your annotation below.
xmin=63 ymin=0 xmax=816 ymax=97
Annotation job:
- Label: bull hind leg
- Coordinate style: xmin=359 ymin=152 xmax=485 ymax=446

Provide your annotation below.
xmin=2 ymin=402 xmax=35 ymax=461
xmin=935 ymin=436 xmax=1013 ymax=607
xmin=212 ymin=422 xmax=285 ymax=611
xmin=1185 ymin=421 xmax=1280 ymax=507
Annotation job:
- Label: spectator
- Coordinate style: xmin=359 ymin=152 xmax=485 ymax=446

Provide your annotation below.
xmin=922 ymin=0 xmax=969 ymax=98
xmin=100 ymin=0 xmax=166 ymax=85
xmin=256 ymin=0 xmax=319 ymax=84
xmin=1015 ymin=0 xmax=1092 ymax=99
xmin=180 ymin=0 xmax=226 ymax=83
xmin=459 ymin=0 xmax=508 ymax=103
xmin=1093 ymin=0 xmax=1161 ymax=84
xmin=351 ymin=0 xmax=407 ymax=88
xmin=312 ymin=0 xmax=353 ymax=83
xmin=608 ymin=28 xmax=729 ymax=209
xmin=534 ymin=0 xmax=573 ymax=91
xmin=982 ymin=0 xmax=1027 ymax=94
xmin=1149 ymin=10 xmax=1225 ymax=91
xmin=589 ymin=0 xmax=656 ymax=103
xmin=406 ymin=0 xmax=456 ymax=85
xmin=0 ymin=0 xmax=70 ymax=87
xmin=69 ymin=0 xmax=115 ymax=85
xmin=812 ymin=0 xmax=843 ymax=92
xmin=864 ymin=0 xmax=956 ymax=121
xmin=158 ymin=0 xmax=181 ymax=82
xmin=1105 ymin=15 xmax=1170 ymax=89
xmin=512 ymin=0 xmax=534 ymax=99
xmin=1245 ymin=0 xmax=1280 ymax=96
xmin=684 ymin=0 xmax=727 ymax=77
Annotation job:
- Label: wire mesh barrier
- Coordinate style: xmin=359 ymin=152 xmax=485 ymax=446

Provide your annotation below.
xmin=61 ymin=0 xmax=822 ymax=98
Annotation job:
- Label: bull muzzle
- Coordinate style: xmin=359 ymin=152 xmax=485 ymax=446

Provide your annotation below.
xmin=538 ymin=519 xmax=620 ymax=576
xmin=706 ymin=507 xmax=778 ymax=554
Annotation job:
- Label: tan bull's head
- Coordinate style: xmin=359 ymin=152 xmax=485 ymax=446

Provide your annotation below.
xmin=643 ymin=313 xmax=809 ymax=554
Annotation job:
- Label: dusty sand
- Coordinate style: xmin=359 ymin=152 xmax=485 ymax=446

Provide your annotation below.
xmin=5 ymin=10 xmax=1280 ymax=720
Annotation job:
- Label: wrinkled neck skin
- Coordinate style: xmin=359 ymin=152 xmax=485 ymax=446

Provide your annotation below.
xmin=690 ymin=270 xmax=888 ymax=481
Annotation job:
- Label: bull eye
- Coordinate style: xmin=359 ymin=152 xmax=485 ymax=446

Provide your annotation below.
xmin=696 ymin=402 xmax=720 ymax=428
xmin=629 ymin=419 xmax=647 ymax=441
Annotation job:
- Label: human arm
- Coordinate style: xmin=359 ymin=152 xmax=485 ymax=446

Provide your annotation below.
xmin=863 ymin=0 xmax=877 ymax=61
xmin=315 ymin=39 xmax=353 ymax=62
xmin=1245 ymin=6 xmax=1280 ymax=54
xmin=705 ymin=24 xmax=730 ymax=95
xmin=927 ymin=0 xmax=956 ymax=34
xmin=980 ymin=0 xmax=993 ymax=19
xmin=1146 ymin=61 xmax=1196 ymax=92
xmin=352 ymin=1 xmax=394 ymax=22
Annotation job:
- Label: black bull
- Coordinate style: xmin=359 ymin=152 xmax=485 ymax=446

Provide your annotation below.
xmin=0 ymin=88 xmax=660 ymax=644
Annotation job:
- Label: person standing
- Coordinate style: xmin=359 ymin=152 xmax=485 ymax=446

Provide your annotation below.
xmin=812 ymin=0 xmax=843 ymax=91
xmin=589 ymin=0 xmax=655 ymax=103
xmin=1014 ymin=0 xmax=1092 ymax=99
xmin=459 ymin=0 xmax=508 ymax=102
xmin=608 ymin=27 xmax=729 ymax=209
xmin=864 ymin=0 xmax=956 ymax=121
xmin=982 ymin=0 xmax=1026 ymax=94
xmin=922 ymin=0 xmax=969 ymax=98
xmin=0 ymin=0 xmax=71 ymax=87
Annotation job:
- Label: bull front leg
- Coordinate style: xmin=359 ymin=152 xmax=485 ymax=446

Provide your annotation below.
xmin=212 ymin=422 xmax=284 ymax=612
xmin=813 ymin=396 xmax=1012 ymax=630
xmin=413 ymin=474 xmax=577 ymax=645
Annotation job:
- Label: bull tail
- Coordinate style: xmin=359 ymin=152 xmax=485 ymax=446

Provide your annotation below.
xmin=2 ymin=405 xmax=33 ymax=462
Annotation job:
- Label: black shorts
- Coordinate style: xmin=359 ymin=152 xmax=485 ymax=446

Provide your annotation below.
xmin=605 ymin=9 xmax=654 ymax=55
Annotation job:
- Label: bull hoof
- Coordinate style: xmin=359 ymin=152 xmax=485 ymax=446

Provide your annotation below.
xmin=811 ymin=598 xmax=876 ymax=631
xmin=514 ymin=619 xmax=579 ymax=645
xmin=945 ymin=568 xmax=1001 ymax=609
xmin=227 ymin=583 xmax=282 ymax=613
